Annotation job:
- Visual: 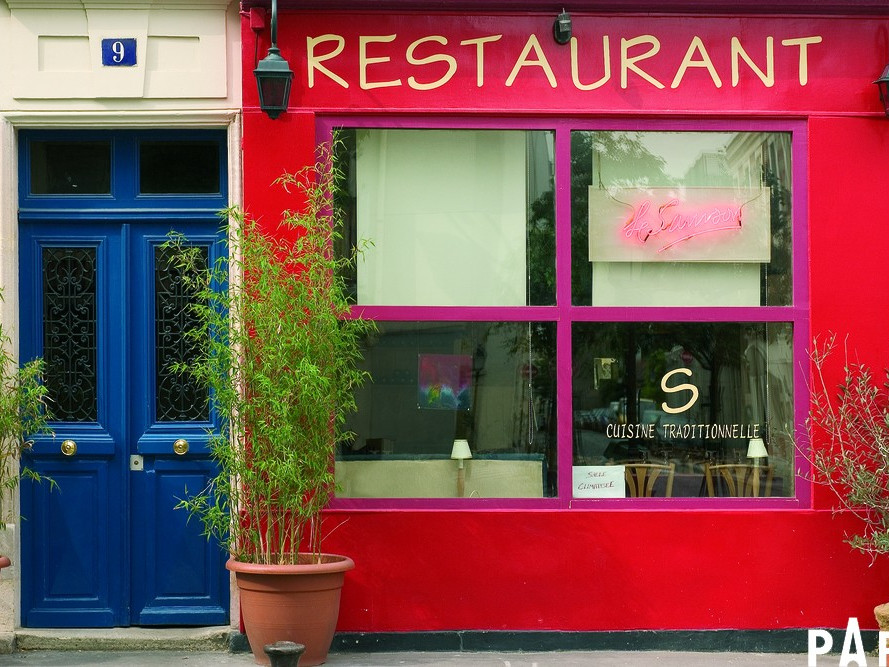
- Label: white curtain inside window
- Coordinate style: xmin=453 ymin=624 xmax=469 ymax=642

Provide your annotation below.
xmin=589 ymin=131 xmax=776 ymax=307
xmin=356 ymin=129 xmax=527 ymax=306
xmin=591 ymin=263 xmax=761 ymax=306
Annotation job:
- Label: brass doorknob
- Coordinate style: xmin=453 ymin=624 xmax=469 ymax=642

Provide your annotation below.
xmin=60 ymin=439 xmax=77 ymax=456
xmin=173 ymin=439 xmax=189 ymax=455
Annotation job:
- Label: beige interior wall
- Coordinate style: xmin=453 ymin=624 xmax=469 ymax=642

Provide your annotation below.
xmin=336 ymin=459 xmax=545 ymax=499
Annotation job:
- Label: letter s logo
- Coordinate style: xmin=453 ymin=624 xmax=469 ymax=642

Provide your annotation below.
xmin=661 ymin=368 xmax=699 ymax=414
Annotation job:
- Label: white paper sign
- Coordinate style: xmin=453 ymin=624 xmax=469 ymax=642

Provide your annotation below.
xmin=588 ymin=187 xmax=771 ymax=262
xmin=573 ymin=465 xmax=626 ymax=498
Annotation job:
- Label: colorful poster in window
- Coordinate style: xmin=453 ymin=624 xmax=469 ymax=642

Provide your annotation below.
xmin=418 ymin=354 xmax=472 ymax=410
xmin=588 ymin=187 xmax=771 ymax=262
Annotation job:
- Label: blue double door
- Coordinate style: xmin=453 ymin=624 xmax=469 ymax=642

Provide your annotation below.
xmin=18 ymin=131 xmax=229 ymax=627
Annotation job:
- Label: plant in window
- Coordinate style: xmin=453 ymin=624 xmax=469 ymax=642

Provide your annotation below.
xmin=166 ymin=141 xmax=373 ymax=666
xmin=0 ymin=293 xmax=53 ymax=573
xmin=806 ymin=334 xmax=889 ymax=628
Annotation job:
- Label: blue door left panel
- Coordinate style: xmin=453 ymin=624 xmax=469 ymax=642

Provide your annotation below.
xmin=19 ymin=227 xmax=128 ymax=627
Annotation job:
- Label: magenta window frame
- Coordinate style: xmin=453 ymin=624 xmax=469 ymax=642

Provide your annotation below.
xmin=318 ymin=116 xmax=810 ymax=511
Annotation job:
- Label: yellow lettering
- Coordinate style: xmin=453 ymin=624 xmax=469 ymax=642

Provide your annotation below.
xmin=731 ymin=36 xmax=774 ymax=87
xmin=360 ymin=35 xmax=401 ymax=90
xmin=671 ymin=36 xmax=722 ymax=89
xmin=407 ymin=36 xmax=457 ymax=90
xmin=570 ymin=35 xmax=611 ymax=91
xmin=506 ymin=34 xmax=557 ymax=88
xmin=306 ymin=34 xmax=348 ymax=89
xmin=459 ymin=35 xmax=502 ymax=87
xmin=781 ymin=36 xmax=822 ymax=86
xmin=621 ymin=35 xmax=665 ymax=89
xmin=661 ymin=368 xmax=699 ymax=414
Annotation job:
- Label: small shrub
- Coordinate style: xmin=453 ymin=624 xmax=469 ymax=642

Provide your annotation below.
xmin=808 ymin=333 xmax=889 ymax=561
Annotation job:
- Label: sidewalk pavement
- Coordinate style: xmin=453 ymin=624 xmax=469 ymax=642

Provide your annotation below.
xmin=0 ymin=650 xmax=814 ymax=666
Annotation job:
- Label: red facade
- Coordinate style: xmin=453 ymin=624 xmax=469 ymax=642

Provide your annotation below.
xmin=242 ymin=5 xmax=889 ymax=636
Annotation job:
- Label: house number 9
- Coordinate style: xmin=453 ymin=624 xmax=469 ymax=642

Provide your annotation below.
xmin=111 ymin=41 xmax=126 ymax=63
xmin=101 ymin=38 xmax=137 ymax=67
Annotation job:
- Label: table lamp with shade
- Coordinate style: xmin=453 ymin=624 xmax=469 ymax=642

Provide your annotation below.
xmin=746 ymin=437 xmax=769 ymax=497
xmin=451 ymin=439 xmax=472 ymax=497
xmin=746 ymin=437 xmax=768 ymax=466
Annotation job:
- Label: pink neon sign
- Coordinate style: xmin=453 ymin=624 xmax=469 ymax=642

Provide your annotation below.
xmin=589 ymin=187 xmax=770 ymax=263
xmin=622 ymin=198 xmax=743 ymax=253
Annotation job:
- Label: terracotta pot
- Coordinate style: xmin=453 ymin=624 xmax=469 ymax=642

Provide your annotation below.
xmin=0 ymin=556 xmax=9 ymax=576
xmin=876 ymin=602 xmax=889 ymax=631
xmin=228 ymin=555 xmax=354 ymax=666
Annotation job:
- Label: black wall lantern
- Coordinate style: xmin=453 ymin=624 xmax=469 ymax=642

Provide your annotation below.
xmin=553 ymin=9 xmax=572 ymax=46
xmin=254 ymin=0 xmax=293 ymax=119
xmin=875 ymin=62 xmax=889 ymax=117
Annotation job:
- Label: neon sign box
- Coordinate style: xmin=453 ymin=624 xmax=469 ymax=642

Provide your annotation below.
xmin=588 ymin=187 xmax=771 ymax=262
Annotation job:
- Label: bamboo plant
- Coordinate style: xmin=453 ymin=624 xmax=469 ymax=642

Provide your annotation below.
xmin=168 ymin=143 xmax=373 ymax=565
xmin=0 ymin=294 xmax=53 ymax=530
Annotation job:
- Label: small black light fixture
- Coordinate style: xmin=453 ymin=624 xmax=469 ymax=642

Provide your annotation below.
xmin=875 ymin=61 xmax=889 ymax=117
xmin=553 ymin=9 xmax=572 ymax=46
xmin=254 ymin=0 xmax=293 ymax=120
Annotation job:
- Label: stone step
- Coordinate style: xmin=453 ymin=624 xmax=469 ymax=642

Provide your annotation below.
xmin=14 ymin=626 xmax=238 ymax=652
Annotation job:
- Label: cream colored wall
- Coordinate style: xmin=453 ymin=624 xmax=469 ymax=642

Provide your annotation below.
xmin=0 ymin=0 xmax=241 ymax=113
xmin=336 ymin=459 xmax=546 ymax=499
xmin=0 ymin=0 xmax=242 ymax=638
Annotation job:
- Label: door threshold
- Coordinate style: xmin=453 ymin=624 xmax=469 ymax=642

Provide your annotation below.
xmin=14 ymin=626 xmax=236 ymax=652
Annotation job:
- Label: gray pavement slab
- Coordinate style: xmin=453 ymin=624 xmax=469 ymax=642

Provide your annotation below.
xmin=0 ymin=651 xmax=814 ymax=666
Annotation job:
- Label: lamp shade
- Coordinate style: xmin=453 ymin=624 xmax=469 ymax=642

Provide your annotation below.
xmin=875 ymin=63 xmax=889 ymax=117
xmin=451 ymin=439 xmax=472 ymax=460
xmin=746 ymin=437 xmax=769 ymax=459
xmin=254 ymin=46 xmax=293 ymax=119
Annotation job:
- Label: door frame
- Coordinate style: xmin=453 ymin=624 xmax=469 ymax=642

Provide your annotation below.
xmin=1 ymin=111 xmax=242 ymax=628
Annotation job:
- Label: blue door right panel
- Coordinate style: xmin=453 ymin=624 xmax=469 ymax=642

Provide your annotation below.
xmin=128 ymin=224 xmax=227 ymax=625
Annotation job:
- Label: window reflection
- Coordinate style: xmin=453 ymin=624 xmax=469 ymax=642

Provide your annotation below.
xmin=337 ymin=321 xmax=557 ymax=498
xmin=572 ymin=321 xmax=793 ymax=498
xmin=571 ymin=131 xmax=792 ymax=306
xmin=140 ymin=141 xmax=220 ymax=194
xmin=30 ymin=141 xmax=111 ymax=195
xmin=335 ymin=128 xmax=556 ymax=306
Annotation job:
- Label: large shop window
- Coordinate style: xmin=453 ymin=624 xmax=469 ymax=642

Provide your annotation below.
xmin=572 ymin=131 xmax=791 ymax=307
xmin=332 ymin=124 xmax=801 ymax=503
xmin=336 ymin=128 xmax=557 ymax=499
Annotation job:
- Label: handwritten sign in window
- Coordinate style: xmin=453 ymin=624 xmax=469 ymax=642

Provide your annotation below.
xmin=573 ymin=466 xmax=626 ymax=498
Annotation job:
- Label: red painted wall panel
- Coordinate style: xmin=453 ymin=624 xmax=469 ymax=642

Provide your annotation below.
xmin=320 ymin=510 xmax=889 ymax=631
xmin=242 ymin=110 xmax=317 ymax=233
xmin=808 ymin=116 xmax=889 ymax=513
xmin=242 ymin=11 xmax=889 ymax=634
xmin=810 ymin=117 xmax=889 ymax=364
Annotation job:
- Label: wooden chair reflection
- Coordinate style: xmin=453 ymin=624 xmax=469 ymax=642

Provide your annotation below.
xmin=624 ymin=463 xmax=675 ymax=498
xmin=704 ymin=463 xmax=774 ymax=497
